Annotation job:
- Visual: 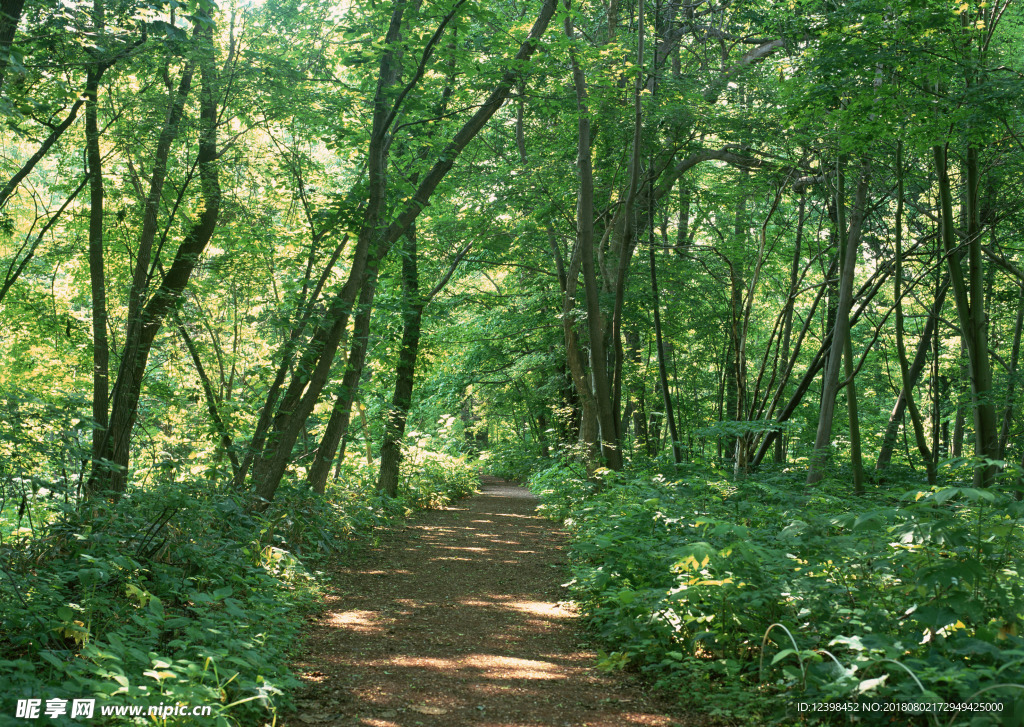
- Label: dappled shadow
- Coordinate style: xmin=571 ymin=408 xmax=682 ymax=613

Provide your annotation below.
xmin=284 ymin=480 xmax=682 ymax=727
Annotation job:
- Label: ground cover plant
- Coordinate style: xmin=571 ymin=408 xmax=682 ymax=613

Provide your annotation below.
xmin=0 ymin=453 xmax=478 ymax=725
xmin=527 ymin=458 xmax=1024 ymax=725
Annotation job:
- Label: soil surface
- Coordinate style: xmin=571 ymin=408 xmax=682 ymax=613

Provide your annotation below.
xmin=281 ymin=478 xmax=692 ymax=727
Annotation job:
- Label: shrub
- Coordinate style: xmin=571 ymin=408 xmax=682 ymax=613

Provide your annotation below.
xmin=0 ymin=449 xmax=479 ymax=725
xmin=528 ymin=460 xmax=1024 ymax=724
xmin=482 ymin=440 xmax=548 ymax=481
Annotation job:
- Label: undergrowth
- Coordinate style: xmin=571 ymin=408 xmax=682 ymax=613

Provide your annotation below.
xmin=481 ymin=440 xmax=550 ymax=482
xmin=526 ymin=458 xmax=1024 ymax=725
xmin=0 ymin=452 xmax=478 ymax=726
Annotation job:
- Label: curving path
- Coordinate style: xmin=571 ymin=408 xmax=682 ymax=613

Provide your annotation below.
xmin=282 ymin=478 xmax=689 ymax=727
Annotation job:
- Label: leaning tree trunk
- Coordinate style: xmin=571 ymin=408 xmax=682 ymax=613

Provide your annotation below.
xmin=875 ymin=281 xmax=947 ymax=473
xmin=377 ymin=226 xmax=424 ymax=497
xmin=174 ymin=311 xmax=239 ymax=476
xmin=250 ymin=0 xmax=557 ymax=505
xmin=808 ymin=159 xmax=870 ymax=485
xmin=775 ymin=192 xmax=805 ymax=463
xmin=88 ymin=24 xmax=219 ymax=498
xmin=305 ymin=265 xmax=380 ymax=494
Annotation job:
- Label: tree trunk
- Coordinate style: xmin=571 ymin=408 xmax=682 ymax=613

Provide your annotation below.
xmin=775 ymin=192 xmax=805 ymax=463
xmin=174 ymin=311 xmax=239 ymax=476
xmin=843 ymin=329 xmax=866 ymax=493
xmin=808 ymin=159 xmax=870 ymax=485
xmin=0 ymin=0 xmax=25 ymax=92
xmin=934 ymin=143 xmax=998 ymax=486
xmin=88 ymin=24 xmax=219 ymax=498
xmin=998 ymin=285 xmax=1024 ymax=459
xmin=306 ymin=266 xmax=380 ymax=494
xmin=564 ymin=10 xmax=622 ymax=471
xmin=85 ymin=64 xmax=108 ymax=471
xmin=377 ymin=226 xmax=424 ymax=498
xmin=891 ymin=141 xmax=935 ymax=485
xmin=0 ymin=100 xmax=84 ymax=210
xmin=752 ymin=255 xmax=888 ymax=469
xmin=650 ymin=241 xmax=681 ymax=465
xmin=730 ymin=176 xmax=750 ymax=476
xmin=250 ymin=0 xmax=556 ymax=505
xmin=874 ymin=281 xmax=947 ymax=472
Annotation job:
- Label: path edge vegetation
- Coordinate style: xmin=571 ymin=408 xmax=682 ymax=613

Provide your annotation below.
xmin=0 ymin=456 xmax=478 ymax=725
xmin=501 ymin=448 xmax=1024 ymax=726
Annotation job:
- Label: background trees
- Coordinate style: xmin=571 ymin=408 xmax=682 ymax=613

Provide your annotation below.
xmin=1 ymin=0 xmax=1023 ymax=501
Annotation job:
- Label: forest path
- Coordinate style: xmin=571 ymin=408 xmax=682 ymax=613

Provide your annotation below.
xmin=281 ymin=477 xmax=692 ymax=727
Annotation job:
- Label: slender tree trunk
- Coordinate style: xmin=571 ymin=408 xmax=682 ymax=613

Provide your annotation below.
xmin=620 ymin=328 xmax=642 ymax=447
xmin=891 ymin=142 xmax=935 ymax=485
xmin=91 ymin=55 xmax=196 ymax=495
xmin=174 ymin=311 xmax=239 ymax=476
xmin=0 ymin=100 xmax=84 ymax=210
xmin=549 ymin=223 xmax=599 ymax=460
xmin=564 ymin=7 xmax=621 ymax=471
xmin=953 ymin=348 xmax=966 ymax=457
xmin=752 ymin=256 xmax=889 ymax=468
xmin=998 ymin=285 xmax=1024 ymax=459
xmin=729 ymin=175 xmax=750 ymax=475
xmin=808 ymin=159 xmax=870 ymax=485
xmin=932 ymin=321 xmax=943 ymax=461
xmin=649 ymin=379 xmax=663 ymax=455
xmin=85 ymin=64 xmax=109 ymax=470
xmin=843 ymin=332 xmax=866 ymax=492
xmin=251 ymin=0 xmax=556 ymax=504
xmin=735 ymin=180 xmax=781 ymax=476
xmin=607 ymin=0 xmax=647 ymax=439
xmin=650 ymin=242 xmax=681 ymax=465
xmin=89 ymin=24 xmax=219 ymax=498
xmin=775 ymin=192 xmax=805 ymax=463
xmin=722 ymin=318 xmax=736 ymax=461
xmin=676 ymin=184 xmax=691 ymax=253
xmin=874 ymin=281 xmax=947 ymax=472
xmin=0 ymin=178 xmax=87 ymax=305
xmin=234 ymin=234 xmax=351 ymax=489
xmin=935 ymin=142 xmax=998 ymax=486
xmin=377 ymin=225 xmax=424 ymax=498
xmin=306 ymin=266 xmax=380 ymax=494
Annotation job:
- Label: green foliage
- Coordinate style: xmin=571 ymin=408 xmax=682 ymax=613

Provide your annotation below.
xmin=0 ymin=452 xmax=477 ymax=725
xmin=398 ymin=448 xmax=480 ymax=511
xmin=528 ymin=460 xmax=1024 ymax=724
xmin=1 ymin=484 xmax=305 ymax=725
xmin=482 ymin=440 xmax=550 ymax=482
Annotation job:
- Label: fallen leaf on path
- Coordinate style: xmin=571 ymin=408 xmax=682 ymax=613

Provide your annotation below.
xmin=409 ymin=705 xmax=448 ymax=715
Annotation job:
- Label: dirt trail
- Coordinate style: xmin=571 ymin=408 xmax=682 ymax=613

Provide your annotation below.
xmin=282 ymin=478 xmax=690 ymax=727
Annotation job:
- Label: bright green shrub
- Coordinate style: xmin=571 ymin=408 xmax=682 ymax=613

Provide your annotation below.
xmin=528 ymin=461 xmax=1024 ymax=724
xmin=483 ymin=440 xmax=548 ymax=481
xmin=0 ymin=450 xmax=478 ymax=725
xmin=0 ymin=484 xmax=310 ymax=725
xmin=400 ymin=449 xmax=479 ymax=510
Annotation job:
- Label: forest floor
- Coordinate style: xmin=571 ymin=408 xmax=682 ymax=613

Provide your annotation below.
xmin=279 ymin=477 xmax=702 ymax=727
